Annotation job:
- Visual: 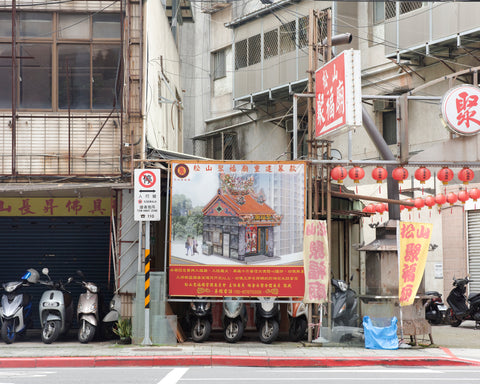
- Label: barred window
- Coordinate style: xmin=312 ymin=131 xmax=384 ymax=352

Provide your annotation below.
xmin=213 ymin=49 xmax=226 ymax=80
xmin=384 ymin=1 xmax=423 ymax=20
xmin=298 ymin=16 xmax=308 ymax=49
xmin=235 ymin=39 xmax=248 ymax=69
xmin=264 ymin=29 xmax=278 ymax=59
xmin=248 ymin=34 xmax=261 ymax=66
xmin=279 ymin=20 xmax=296 ymax=54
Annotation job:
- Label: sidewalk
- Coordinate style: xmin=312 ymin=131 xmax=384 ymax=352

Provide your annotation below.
xmin=0 ymin=324 xmax=479 ymax=368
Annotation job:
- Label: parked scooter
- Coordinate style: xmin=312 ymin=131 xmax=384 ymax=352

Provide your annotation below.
xmin=287 ymin=297 xmax=308 ymax=341
xmin=222 ymin=297 xmax=247 ymax=343
xmin=76 ymin=270 xmax=103 ymax=343
xmin=330 ymin=277 xmax=363 ymax=343
xmin=446 ymin=276 xmax=480 ymax=328
xmin=102 ymin=293 xmax=121 ymax=340
xmin=0 ymin=268 xmax=40 ymax=344
xmin=38 ymin=268 xmax=74 ymax=344
xmin=424 ymin=290 xmax=448 ymax=325
xmin=187 ymin=299 xmax=212 ymax=343
xmin=255 ymin=297 xmax=280 ymax=344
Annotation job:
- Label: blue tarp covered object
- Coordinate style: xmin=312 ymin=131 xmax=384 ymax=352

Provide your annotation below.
xmin=363 ymin=316 xmax=399 ymax=350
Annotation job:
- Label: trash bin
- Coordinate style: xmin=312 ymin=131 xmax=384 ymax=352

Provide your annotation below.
xmin=362 ymin=316 xmax=399 ymax=350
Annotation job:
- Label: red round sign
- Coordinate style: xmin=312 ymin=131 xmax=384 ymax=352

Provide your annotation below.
xmin=138 ymin=170 xmax=156 ymax=188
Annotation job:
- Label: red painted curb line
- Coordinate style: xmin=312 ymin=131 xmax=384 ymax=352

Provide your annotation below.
xmin=0 ymin=355 xmax=477 ymax=368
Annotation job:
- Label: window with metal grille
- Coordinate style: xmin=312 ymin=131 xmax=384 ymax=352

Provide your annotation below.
xmin=248 ymin=34 xmax=261 ymax=66
xmin=384 ymin=1 xmax=423 ymax=20
xmin=213 ymin=49 xmax=226 ymax=80
xmin=279 ymin=20 xmax=296 ymax=54
xmin=298 ymin=16 xmax=308 ymax=49
xmin=264 ymin=29 xmax=278 ymax=59
xmin=206 ymin=133 xmax=238 ymax=160
xmin=235 ymin=39 xmax=248 ymax=69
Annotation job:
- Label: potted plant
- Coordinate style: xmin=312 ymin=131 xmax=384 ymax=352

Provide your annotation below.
xmin=113 ymin=317 xmax=132 ymax=344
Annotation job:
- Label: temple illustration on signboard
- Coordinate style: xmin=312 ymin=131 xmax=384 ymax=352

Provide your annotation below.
xmin=201 ymin=174 xmax=283 ymax=262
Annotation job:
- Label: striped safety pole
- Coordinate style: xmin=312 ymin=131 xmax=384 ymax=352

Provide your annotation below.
xmin=142 ymin=220 xmax=152 ymax=345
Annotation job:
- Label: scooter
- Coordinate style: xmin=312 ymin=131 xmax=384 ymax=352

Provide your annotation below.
xmin=102 ymin=293 xmax=121 ymax=340
xmin=446 ymin=276 xmax=480 ymax=328
xmin=0 ymin=268 xmax=40 ymax=344
xmin=255 ymin=297 xmax=280 ymax=344
xmin=287 ymin=297 xmax=308 ymax=341
xmin=330 ymin=277 xmax=363 ymax=343
xmin=222 ymin=297 xmax=247 ymax=343
xmin=424 ymin=290 xmax=448 ymax=325
xmin=38 ymin=268 xmax=74 ymax=344
xmin=187 ymin=299 xmax=212 ymax=343
xmin=76 ymin=270 xmax=103 ymax=343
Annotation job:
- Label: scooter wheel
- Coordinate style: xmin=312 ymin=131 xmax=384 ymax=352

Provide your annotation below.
xmin=224 ymin=318 xmax=244 ymax=343
xmin=41 ymin=320 xmax=61 ymax=344
xmin=288 ymin=317 xmax=307 ymax=342
xmin=259 ymin=319 xmax=279 ymax=344
xmin=1 ymin=320 xmax=16 ymax=344
xmin=191 ymin=319 xmax=212 ymax=343
xmin=78 ymin=320 xmax=96 ymax=343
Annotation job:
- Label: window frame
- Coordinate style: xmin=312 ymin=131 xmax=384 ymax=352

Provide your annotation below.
xmin=213 ymin=49 xmax=226 ymax=80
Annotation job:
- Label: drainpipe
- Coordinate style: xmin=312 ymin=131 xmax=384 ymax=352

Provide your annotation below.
xmin=362 ymin=106 xmax=400 ymax=220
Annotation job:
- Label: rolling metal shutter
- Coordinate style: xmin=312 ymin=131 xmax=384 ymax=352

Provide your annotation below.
xmin=467 ymin=211 xmax=480 ymax=293
xmin=0 ymin=216 xmax=111 ymax=328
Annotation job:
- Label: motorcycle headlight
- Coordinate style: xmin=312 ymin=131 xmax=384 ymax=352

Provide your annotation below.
xmin=43 ymin=302 xmax=60 ymax=307
xmin=86 ymin=283 xmax=98 ymax=293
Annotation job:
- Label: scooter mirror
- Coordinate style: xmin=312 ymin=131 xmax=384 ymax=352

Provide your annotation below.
xmin=67 ymin=277 xmax=73 ymax=284
xmin=42 ymin=268 xmax=49 ymax=276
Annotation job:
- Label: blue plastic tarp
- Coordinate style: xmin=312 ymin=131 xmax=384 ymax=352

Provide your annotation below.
xmin=362 ymin=316 xmax=399 ymax=350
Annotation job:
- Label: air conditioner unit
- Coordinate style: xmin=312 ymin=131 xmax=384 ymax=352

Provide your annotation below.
xmin=373 ymin=99 xmax=395 ymax=112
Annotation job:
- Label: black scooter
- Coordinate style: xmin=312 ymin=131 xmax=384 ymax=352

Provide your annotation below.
xmin=255 ymin=297 xmax=280 ymax=344
xmin=446 ymin=276 xmax=480 ymax=328
xmin=424 ymin=291 xmax=448 ymax=325
xmin=187 ymin=299 xmax=212 ymax=343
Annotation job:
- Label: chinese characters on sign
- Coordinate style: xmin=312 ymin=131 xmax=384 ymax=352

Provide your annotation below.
xmin=441 ymin=85 xmax=480 ymax=135
xmin=303 ymin=220 xmax=329 ymax=303
xmin=169 ymin=161 xmax=306 ymax=297
xmin=0 ymin=198 xmax=110 ymax=216
xmin=398 ymin=221 xmax=433 ymax=306
xmin=315 ymin=50 xmax=362 ymax=138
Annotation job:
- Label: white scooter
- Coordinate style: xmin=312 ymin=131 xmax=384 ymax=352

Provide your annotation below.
xmin=38 ymin=268 xmax=74 ymax=344
xmin=287 ymin=297 xmax=308 ymax=341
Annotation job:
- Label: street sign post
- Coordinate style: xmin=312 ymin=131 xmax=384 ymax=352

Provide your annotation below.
xmin=134 ymin=168 xmax=161 ymax=346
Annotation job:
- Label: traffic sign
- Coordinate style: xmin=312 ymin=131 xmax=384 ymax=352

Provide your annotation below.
xmin=134 ymin=168 xmax=161 ymax=221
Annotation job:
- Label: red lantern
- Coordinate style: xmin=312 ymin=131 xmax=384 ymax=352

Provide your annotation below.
xmin=375 ymin=203 xmax=386 ymax=214
xmin=435 ymin=193 xmax=446 ymax=207
xmin=372 ymin=166 xmax=388 ymax=183
xmin=469 ymin=188 xmax=480 ymax=201
xmin=425 ymin=195 xmax=436 ymax=209
xmin=331 ymin=166 xmax=347 ymax=184
xmin=458 ymin=190 xmax=470 ymax=204
xmin=384 ymin=203 xmax=389 ymax=212
xmin=458 ymin=167 xmax=475 ymax=185
xmin=349 ymin=166 xmax=365 ymax=183
xmin=414 ymin=167 xmax=431 ymax=184
xmin=414 ymin=197 xmax=425 ymax=210
xmin=400 ymin=204 xmax=405 ymax=211
xmin=392 ymin=167 xmax=409 ymax=184
xmin=438 ymin=167 xmax=454 ymax=185
xmin=365 ymin=203 xmax=376 ymax=214
xmin=406 ymin=198 xmax=414 ymax=211
xmin=447 ymin=192 xmax=458 ymax=205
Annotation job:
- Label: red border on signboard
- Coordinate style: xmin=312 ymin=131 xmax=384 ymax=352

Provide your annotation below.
xmin=138 ymin=170 xmax=156 ymax=188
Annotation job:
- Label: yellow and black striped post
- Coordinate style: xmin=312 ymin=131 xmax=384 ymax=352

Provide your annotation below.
xmin=142 ymin=220 xmax=152 ymax=345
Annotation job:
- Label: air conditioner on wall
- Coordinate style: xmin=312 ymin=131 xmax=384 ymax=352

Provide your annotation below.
xmin=373 ymin=99 xmax=395 ymax=112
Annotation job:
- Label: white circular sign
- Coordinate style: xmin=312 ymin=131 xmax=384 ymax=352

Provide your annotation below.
xmin=441 ymin=85 xmax=480 ymax=135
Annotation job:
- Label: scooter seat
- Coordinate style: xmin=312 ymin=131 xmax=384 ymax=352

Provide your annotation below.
xmin=426 ymin=291 xmax=441 ymax=297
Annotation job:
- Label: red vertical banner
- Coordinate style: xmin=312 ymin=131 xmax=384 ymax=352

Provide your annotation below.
xmin=303 ymin=220 xmax=329 ymax=303
xmin=398 ymin=221 xmax=433 ymax=306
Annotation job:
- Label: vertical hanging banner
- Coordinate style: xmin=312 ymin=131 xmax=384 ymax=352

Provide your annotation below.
xmin=303 ymin=220 xmax=329 ymax=303
xmin=398 ymin=221 xmax=433 ymax=306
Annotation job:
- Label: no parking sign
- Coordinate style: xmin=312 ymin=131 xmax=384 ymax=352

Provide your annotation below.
xmin=134 ymin=169 xmax=161 ymax=221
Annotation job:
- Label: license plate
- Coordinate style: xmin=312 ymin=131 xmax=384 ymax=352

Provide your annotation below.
xmin=438 ymin=304 xmax=448 ymax=311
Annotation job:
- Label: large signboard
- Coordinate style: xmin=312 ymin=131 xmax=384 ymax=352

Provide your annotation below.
xmin=441 ymin=85 xmax=480 ymax=135
xmin=0 ymin=197 xmax=111 ymax=216
xmin=315 ymin=49 xmax=362 ymax=138
xmin=169 ymin=161 xmax=306 ymax=297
